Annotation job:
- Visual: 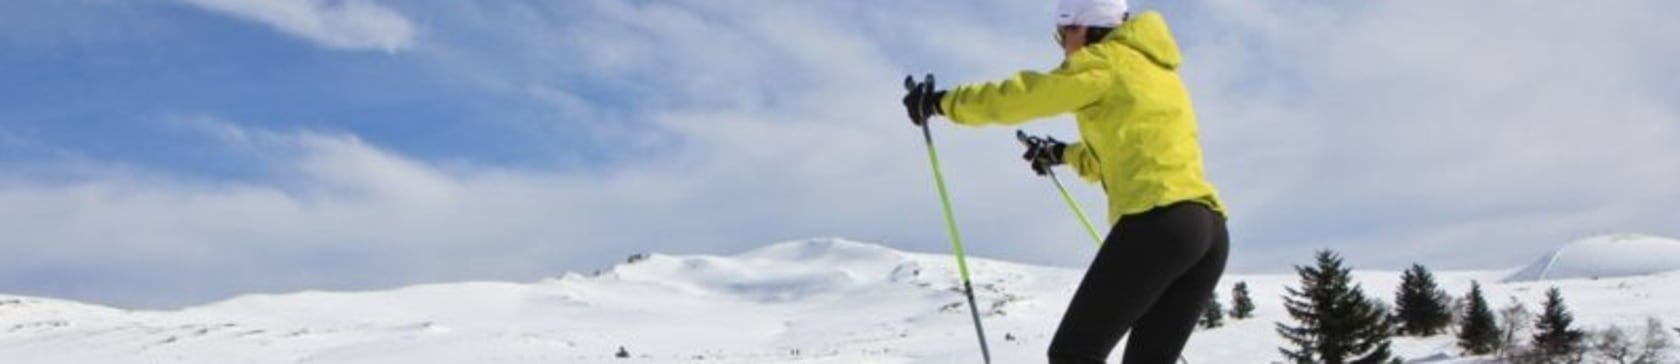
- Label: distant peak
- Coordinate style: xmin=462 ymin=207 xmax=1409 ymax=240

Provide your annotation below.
xmin=1598 ymin=233 xmax=1667 ymax=243
xmin=1504 ymin=233 xmax=1680 ymax=282
xmin=1567 ymin=233 xmax=1680 ymax=250
xmin=736 ymin=238 xmax=903 ymax=261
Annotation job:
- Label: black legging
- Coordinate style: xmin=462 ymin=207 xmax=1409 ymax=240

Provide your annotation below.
xmin=1048 ymin=201 xmax=1229 ymax=364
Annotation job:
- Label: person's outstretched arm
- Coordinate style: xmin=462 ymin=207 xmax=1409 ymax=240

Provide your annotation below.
xmin=939 ymin=59 xmax=1114 ymax=126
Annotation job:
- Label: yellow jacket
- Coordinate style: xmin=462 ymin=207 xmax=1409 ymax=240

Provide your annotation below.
xmin=940 ymin=11 xmax=1224 ymax=225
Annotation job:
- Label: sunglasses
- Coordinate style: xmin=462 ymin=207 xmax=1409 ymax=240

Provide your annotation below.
xmin=1053 ymin=25 xmax=1079 ymax=45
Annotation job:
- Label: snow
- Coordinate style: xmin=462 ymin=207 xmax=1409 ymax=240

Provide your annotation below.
xmin=3 ymin=236 xmax=1678 ymax=363
xmin=1504 ymin=234 xmax=1680 ymax=282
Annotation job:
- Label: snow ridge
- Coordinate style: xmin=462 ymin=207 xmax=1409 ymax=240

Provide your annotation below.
xmin=2 ymin=237 xmax=1678 ymax=363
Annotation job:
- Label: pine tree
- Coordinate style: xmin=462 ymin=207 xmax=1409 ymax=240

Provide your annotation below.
xmin=1276 ymin=250 xmax=1395 ymax=364
xmin=1394 ymin=264 xmax=1453 ymax=336
xmin=1532 ymin=287 xmax=1585 ymax=361
xmin=1231 ymin=281 xmax=1256 ymax=320
xmin=1456 ymin=281 xmax=1501 ymax=355
xmin=1201 ymin=290 xmax=1225 ymax=329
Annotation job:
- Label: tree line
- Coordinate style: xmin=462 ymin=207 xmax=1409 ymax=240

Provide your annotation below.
xmin=1196 ymin=250 xmax=1674 ymax=364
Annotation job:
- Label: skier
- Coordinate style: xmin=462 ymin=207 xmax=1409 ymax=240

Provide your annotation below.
xmin=901 ymin=0 xmax=1228 ymax=363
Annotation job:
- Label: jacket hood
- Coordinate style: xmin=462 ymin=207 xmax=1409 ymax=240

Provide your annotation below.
xmin=1110 ymin=11 xmax=1182 ymax=70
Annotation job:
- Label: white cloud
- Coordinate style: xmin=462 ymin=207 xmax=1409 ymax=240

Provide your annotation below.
xmin=178 ymin=0 xmax=415 ymax=52
xmin=1 ymin=0 xmax=1093 ymax=305
xmin=419 ymin=0 xmax=1680 ymax=272
xmin=1181 ymin=0 xmax=1680 ymax=269
xmin=1 ymin=121 xmax=620 ymax=307
xmin=5 ymin=0 xmax=1678 ymax=307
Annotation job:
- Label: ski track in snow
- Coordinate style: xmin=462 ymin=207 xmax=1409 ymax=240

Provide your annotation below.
xmin=2 ymin=237 xmax=1678 ymax=363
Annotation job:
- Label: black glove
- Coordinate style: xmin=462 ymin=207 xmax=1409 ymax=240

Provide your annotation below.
xmin=1016 ymin=130 xmax=1067 ymax=176
xmin=902 ymin=74 xmax=946 ymax=126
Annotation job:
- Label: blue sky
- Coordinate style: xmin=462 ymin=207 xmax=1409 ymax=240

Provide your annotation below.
xmin=2 ymin=0 xmax=1677 ymax=309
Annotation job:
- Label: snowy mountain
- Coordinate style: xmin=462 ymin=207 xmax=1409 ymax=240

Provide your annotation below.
xmin=3 ymin=237 xmax=1678 ymax=363
xmin=1504 ymin=233 xmax=1680 ymax=282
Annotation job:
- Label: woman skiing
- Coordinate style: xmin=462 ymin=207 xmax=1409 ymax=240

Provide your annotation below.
xmin=901 ymin=0 xmax=1229 ymax=363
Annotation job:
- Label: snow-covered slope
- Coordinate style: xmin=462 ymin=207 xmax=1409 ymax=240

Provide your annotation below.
xmin=1504 ymin=234 xmax=1680 ymax=282
xmin=3 ymin=237 xmax=1677 ymax=363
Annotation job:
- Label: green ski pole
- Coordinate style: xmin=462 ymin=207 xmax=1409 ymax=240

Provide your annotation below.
xmin=1049 ymin=170 xmax=1105 ymax=246
xmin=1017 ymin=130 xmax=1104 ymax=246
xmin=907 ymin=74 xmax=991 ymax=364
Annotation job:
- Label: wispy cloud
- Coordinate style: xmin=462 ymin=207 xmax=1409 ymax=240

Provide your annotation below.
xmin=177 ymin=0 xmax=415 ymax=52
xmin=1180 ymin=0 xmax=1680 ymax=268
xmin=4 ymin=1 xmax=1087 ymax=308
xmin=2 ymin=0 xmax=1677 ymax=308
xmin=3 ymin=119 xmax=571 ymax=307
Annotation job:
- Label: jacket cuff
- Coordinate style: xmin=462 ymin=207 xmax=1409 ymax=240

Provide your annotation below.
xmin=938 ymin=91 xmax=965 ymax=125
xmin=1061 ymin=142 xmax=1083 ymax=164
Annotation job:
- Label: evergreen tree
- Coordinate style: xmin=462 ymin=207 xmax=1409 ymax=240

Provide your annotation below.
xmin=1394 ymin=264 xmax=1453 ymax=336
xmin=1532 ymin=287 xmax=1585 ymax=361
xmin=1456 ymin=281 xmax=1501 ymax=355
xmin=1276 ymin=250 xmax=1395 ymax=364
xmin=1201 ymin=290 xmax=1225 ymax=329
xmin=1231 ymin=281 xmax=1256 ymax=320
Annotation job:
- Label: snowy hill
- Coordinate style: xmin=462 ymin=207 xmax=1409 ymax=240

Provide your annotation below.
xmin=3 ymin=237 xmax=1678 ymax=363
xmin=1504 ymin=233 xmax=1680 ymax=282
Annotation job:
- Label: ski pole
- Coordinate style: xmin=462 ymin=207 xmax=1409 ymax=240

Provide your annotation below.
xmin=1016 ymin=130 xmax=1104 ymax=246
xmin=1049 ymin=170 xmax=1105 ymax=247
xmin=907 ymin=74 xmax=991 ymax=364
